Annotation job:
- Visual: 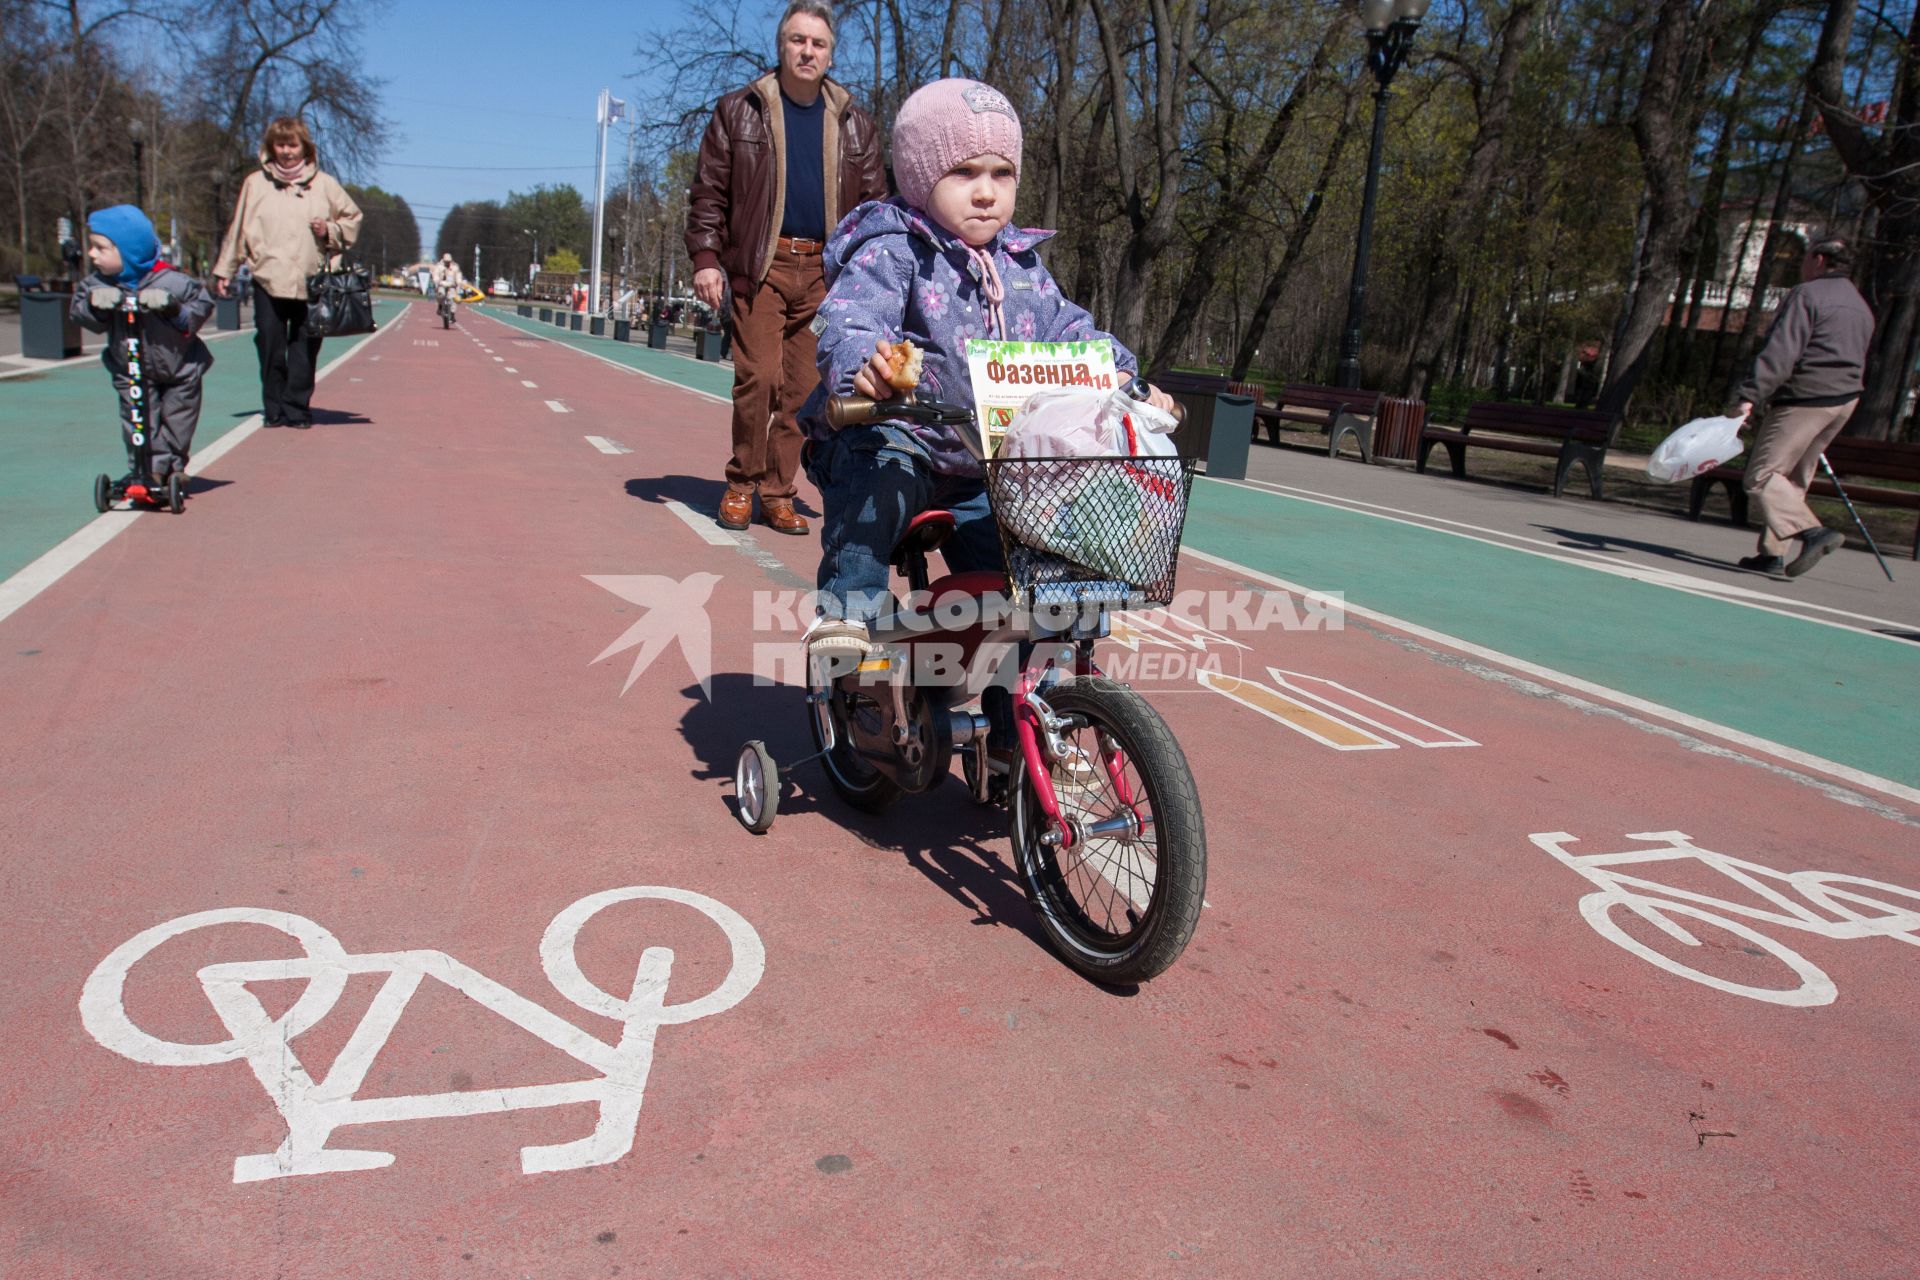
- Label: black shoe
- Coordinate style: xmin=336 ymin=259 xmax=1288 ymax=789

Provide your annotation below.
xmin=1784 ymin=528 xmax=1844 ymax=578
xmin=1737 ymin=554 xmax=1786 ymax=579
xmin=261 ymin=419 xmax=283 ymax=429
xmin=285 ymin=419 xmax=311 ymax=430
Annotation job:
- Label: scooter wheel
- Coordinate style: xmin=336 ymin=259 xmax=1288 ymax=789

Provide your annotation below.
xmin=733 ymin=741 xmax=779 ymax=834
xmin=93 ymin=473 xmax=112 ymax=513
xmin=167 ymin=472 xmax=184 ymax=514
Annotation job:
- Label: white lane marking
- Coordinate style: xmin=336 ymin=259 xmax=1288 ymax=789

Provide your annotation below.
xmin=493 ymin=356 xmax=503 ymax=362
xmin=81 ymin=887 xmax=764 ymax=1181
xmin=504 ymin=367 xmax=518 ymax=373
xmin=0 ymin=317 xmax=400 ymax=627
xmin=546 ymin=399 xmax=571 ymax=414
xmin=475 ymin=310 xmax=729 ymax=405
xmin=1180 ymin=542 xmax=1920 ymax=807
xmin=1535 ymin=829 xmax=1920 ymax=1006
xmin=522 ymin=379 xmax=538 ymax=388
xmin=1218 ymin=475 xmax=1914 ymax=639
xmin=585 ymin=436 xmax=632 ymax=454
xmin=665 ymin=499 xmax=738 ymax=547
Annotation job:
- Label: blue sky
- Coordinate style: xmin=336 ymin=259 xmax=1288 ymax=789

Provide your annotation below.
xmin=356 ymin=0 xmax=764 ymax=256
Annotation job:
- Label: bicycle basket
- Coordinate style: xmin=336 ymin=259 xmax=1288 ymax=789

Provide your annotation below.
xmin=984 ymin=455 xmax=1197 ymax=607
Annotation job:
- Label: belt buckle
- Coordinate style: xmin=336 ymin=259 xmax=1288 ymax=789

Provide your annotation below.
xmin=787 ymin=237 xmax=818 ymax=255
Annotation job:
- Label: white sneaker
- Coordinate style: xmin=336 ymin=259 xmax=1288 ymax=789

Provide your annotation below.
xmin=804 ymin=615 xmax=873 ymax=658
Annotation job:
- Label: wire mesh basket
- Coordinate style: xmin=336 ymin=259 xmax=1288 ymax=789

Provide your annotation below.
xmin=984 ymin=455 xmax=1198 ymax=607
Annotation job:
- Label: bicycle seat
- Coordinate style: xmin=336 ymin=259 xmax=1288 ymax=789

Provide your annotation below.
xmin=890 ymin=510 xmax=955 ymax=571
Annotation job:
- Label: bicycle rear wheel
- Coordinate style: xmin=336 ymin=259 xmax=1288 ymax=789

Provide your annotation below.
xmin=809 ymin=672 xmax=902 ymax=813
xmin=1010 ymin=677 xmax=1205 ymax=983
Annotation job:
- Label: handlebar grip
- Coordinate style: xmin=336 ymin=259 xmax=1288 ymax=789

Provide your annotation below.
xmin=826 ymin=396 xmax=884 ymax=429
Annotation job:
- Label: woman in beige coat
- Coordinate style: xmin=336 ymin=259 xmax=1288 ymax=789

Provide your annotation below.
xmin=213 ymin=117 xmax=362 ymax=428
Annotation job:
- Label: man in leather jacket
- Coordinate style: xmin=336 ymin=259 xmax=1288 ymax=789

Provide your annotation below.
xmin=685 ymin=0 xmax=887 ymax=535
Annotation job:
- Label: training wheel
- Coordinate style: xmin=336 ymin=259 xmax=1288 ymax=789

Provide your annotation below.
xmin=93 ymin=473 xmax=112 ymax=513
xmin=733 ymin=740 xmax=779 ymax=834
xmin=166 ymin=472 xmax=184 ymax=514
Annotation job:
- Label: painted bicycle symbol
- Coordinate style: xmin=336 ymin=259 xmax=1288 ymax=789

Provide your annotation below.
xmin=80 ymin=886 xmax=764 ymax=1182
xmin=1534 ymin=829 xmax=1920 ymax=1006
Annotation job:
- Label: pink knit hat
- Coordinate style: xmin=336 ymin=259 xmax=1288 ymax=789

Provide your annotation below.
xmin=891 ymin=79 xmax=1023 ymax=211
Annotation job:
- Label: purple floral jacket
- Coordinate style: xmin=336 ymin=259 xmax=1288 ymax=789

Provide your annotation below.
xmin=799 ymin=197 xmax=1138 ymax=477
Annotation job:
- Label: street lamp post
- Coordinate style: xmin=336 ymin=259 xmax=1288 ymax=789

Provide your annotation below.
xmin=129 ymin=119 xmax=146 ymax=210
xmin=1334 ymin=0 xmax=1429 ymax=390
xmin=524 ymin=227 xmax=539 ymax=288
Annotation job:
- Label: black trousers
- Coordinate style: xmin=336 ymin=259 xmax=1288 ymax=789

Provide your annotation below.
xmin=252 ymin=281 xmax=323 ymax=424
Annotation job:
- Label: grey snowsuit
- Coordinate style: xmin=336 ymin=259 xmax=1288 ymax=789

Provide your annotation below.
xmin=71 ymin=264 xmax=215 ymax=478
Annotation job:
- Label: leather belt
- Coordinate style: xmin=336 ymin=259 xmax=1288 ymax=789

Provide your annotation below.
xmin=777 ymin=235 xmax=824 ymax=255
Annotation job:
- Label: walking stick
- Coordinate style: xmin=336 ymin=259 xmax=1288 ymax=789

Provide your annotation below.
xmin=1818 ymin=452 xmax=1895 ymax=582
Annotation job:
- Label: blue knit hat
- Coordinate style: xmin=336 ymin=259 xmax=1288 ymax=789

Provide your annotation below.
xmin=88 ymin=205 xmax=160 ymax=286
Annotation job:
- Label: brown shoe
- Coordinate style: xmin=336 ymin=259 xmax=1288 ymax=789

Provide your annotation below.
xmin=717 ymin=488 xmax=752 ymax=530
xmin=762 ymin=499 xmax=810 ymax=536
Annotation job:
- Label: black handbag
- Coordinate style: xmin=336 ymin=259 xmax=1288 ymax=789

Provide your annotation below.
xmin=304 ymin=259 xmax=376 ymax=338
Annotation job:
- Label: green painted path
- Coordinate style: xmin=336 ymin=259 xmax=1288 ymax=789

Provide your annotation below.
xmin=0 ymin=300 xmax=400 ymax=581
xmin=474 ymin=304 xmax=736 ymax=399
xmin=1185 ymin=479 xmax=1920 ymax=788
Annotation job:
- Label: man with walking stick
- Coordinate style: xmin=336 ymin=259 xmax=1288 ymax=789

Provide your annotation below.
xmin=1731 ymin=235 xmax=1875 ymax=580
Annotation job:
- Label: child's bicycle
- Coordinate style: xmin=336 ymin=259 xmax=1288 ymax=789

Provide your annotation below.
xmin=732 ymin=393 xmax=1207 ymax=984
xmin=437 ymin=284 xmax=458 ymax=329
xmin=91 ymin=288 xmax=184 ymax=515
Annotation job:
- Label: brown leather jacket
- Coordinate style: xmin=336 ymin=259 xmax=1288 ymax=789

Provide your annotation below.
xmin=685 ymin=73 xmax=888 ymax=296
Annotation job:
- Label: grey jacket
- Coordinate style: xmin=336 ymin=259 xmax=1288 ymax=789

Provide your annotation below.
xmin=72 ymin=264 xmax=215 ymax=385
xmin=1734 ymin=272 xmax=1874 ymax=408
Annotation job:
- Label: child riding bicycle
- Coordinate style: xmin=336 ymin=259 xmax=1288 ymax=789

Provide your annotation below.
xmin=797 ymin=78 xmax=1174 ymax=660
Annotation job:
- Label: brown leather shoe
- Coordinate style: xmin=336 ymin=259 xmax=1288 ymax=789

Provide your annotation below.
xmin=762 ymin=499 xmax=809 ymax=536
xmin=717 ymin=488 xmax=752 ymax=530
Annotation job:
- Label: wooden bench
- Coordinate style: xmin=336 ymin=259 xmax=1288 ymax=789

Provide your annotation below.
xmin=1688 ymin=435 xmax=1920 ymax=559
xmin=1255 ymin=382 xmax=1385 ymax=462
xmin=1417 ymin=401 xmax=1616 ymax=498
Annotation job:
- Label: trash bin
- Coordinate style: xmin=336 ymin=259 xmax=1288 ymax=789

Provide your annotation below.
xmin=1202 ymin=394 xmax=1256 ymax=479
xmin=215 ymin=292 xmax=243 ymax=331
xmin=696 ymin=328 xmax=726 ymax=361
xmin=18 ymin=281 xmax=82 ymax=359
xmin=647 ymin=319 xmax=670 ymax=350
xmin=614 ymin=319 xmax=631 ymax=342
xmin=569 ymin=313 xmax=584 ymax=331
xmin=517 ymin=304 xmax=532 ymax=317
xmin=589 ymin=315 xmax=606 ymax=336
xmin=539 ymin=307 xmax=552 ymax=322
xmin=1373 ymin=396 xmax=1426 ymax=462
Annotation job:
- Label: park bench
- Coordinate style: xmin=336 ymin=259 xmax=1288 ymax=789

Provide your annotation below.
xmin=1256 ymin=382 xmax=1385 ymax=461
xmin=1687 ymin=435 xmax=1920 ymax=559
xmin=1417 ymin=401 xmax=1615 ymax=498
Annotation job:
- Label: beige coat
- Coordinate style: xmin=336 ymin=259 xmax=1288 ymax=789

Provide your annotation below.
xmin=213 ymin=158 xmax=363 ymax=301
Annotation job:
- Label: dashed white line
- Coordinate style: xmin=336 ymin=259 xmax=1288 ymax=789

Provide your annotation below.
xmin=521 ymin=380 xmax=538 ymax=388
xmin=665 ymin=500 xmax=741 ymax=547
xmin=585 ymin=436 xmax=632 ymax=454
xmin=546 ymin=399 xmax=571 ymax=414
xmin=504 ymin=367 xmax=517 ymax=373
xmin=492 ymin=356 xmax=503 ymax=362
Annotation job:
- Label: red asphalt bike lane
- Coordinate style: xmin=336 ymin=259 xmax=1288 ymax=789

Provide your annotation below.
xmin=1 ymin=302 xmax=1916 ymax=1277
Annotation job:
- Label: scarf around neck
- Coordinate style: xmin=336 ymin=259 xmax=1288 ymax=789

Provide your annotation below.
xmin=266 ymin=157 xmax=315 ymax=187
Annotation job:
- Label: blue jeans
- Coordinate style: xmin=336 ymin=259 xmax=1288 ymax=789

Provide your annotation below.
xmin=806 ymin=424 xmax=1004 ymax=623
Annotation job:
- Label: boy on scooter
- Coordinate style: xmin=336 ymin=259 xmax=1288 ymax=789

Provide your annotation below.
xmin=72 ymin=205 xmax=214 ymax=488
xmin=797 ymin=78 xmax=1174 ymax=660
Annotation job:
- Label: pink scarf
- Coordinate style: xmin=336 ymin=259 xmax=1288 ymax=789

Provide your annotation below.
xmin=266 ymin=157 xmax=314 ymax=187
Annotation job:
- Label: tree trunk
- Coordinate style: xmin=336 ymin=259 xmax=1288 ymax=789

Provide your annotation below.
xmin=1228 ymin=95 xmax=1359 ymax=380
xmin=1144 ymin=15 xmax=1342 ymax=373
xmin=1808 ymin=0 xmax=1920 ymax=439
xmin=1400 ymin=0 xmax=1538 ymax=400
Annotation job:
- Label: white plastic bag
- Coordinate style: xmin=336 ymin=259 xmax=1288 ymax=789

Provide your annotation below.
xmin=999 ymin=387 xmax=1180 ymax=459
xmin=1647 ymin=414 xmax=1745 ymax=484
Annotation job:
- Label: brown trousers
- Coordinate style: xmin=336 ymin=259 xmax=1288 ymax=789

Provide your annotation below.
xmin=726 ymin=250 xmax=826 ymax=499
xmin=1743 ymin=400 xmax=1856 ymax=556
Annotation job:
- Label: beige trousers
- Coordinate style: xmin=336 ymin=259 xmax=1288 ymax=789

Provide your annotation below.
xmin=1743 ymin=400 xmax=1856 ymax=556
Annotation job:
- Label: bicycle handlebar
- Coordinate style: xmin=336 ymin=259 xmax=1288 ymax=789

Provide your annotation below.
xmin=826 ymin=389 xmax=1185 ymax=431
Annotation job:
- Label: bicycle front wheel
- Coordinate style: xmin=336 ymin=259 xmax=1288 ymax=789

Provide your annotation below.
xmin=1010 ymin=677 xmax=1205 ymax=984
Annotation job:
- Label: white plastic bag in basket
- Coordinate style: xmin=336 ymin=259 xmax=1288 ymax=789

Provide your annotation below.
xmin=1646 ymin=414 xmax=1745 ymax=484
xmin=997 ymin=387 xmax=1180 ymax=459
